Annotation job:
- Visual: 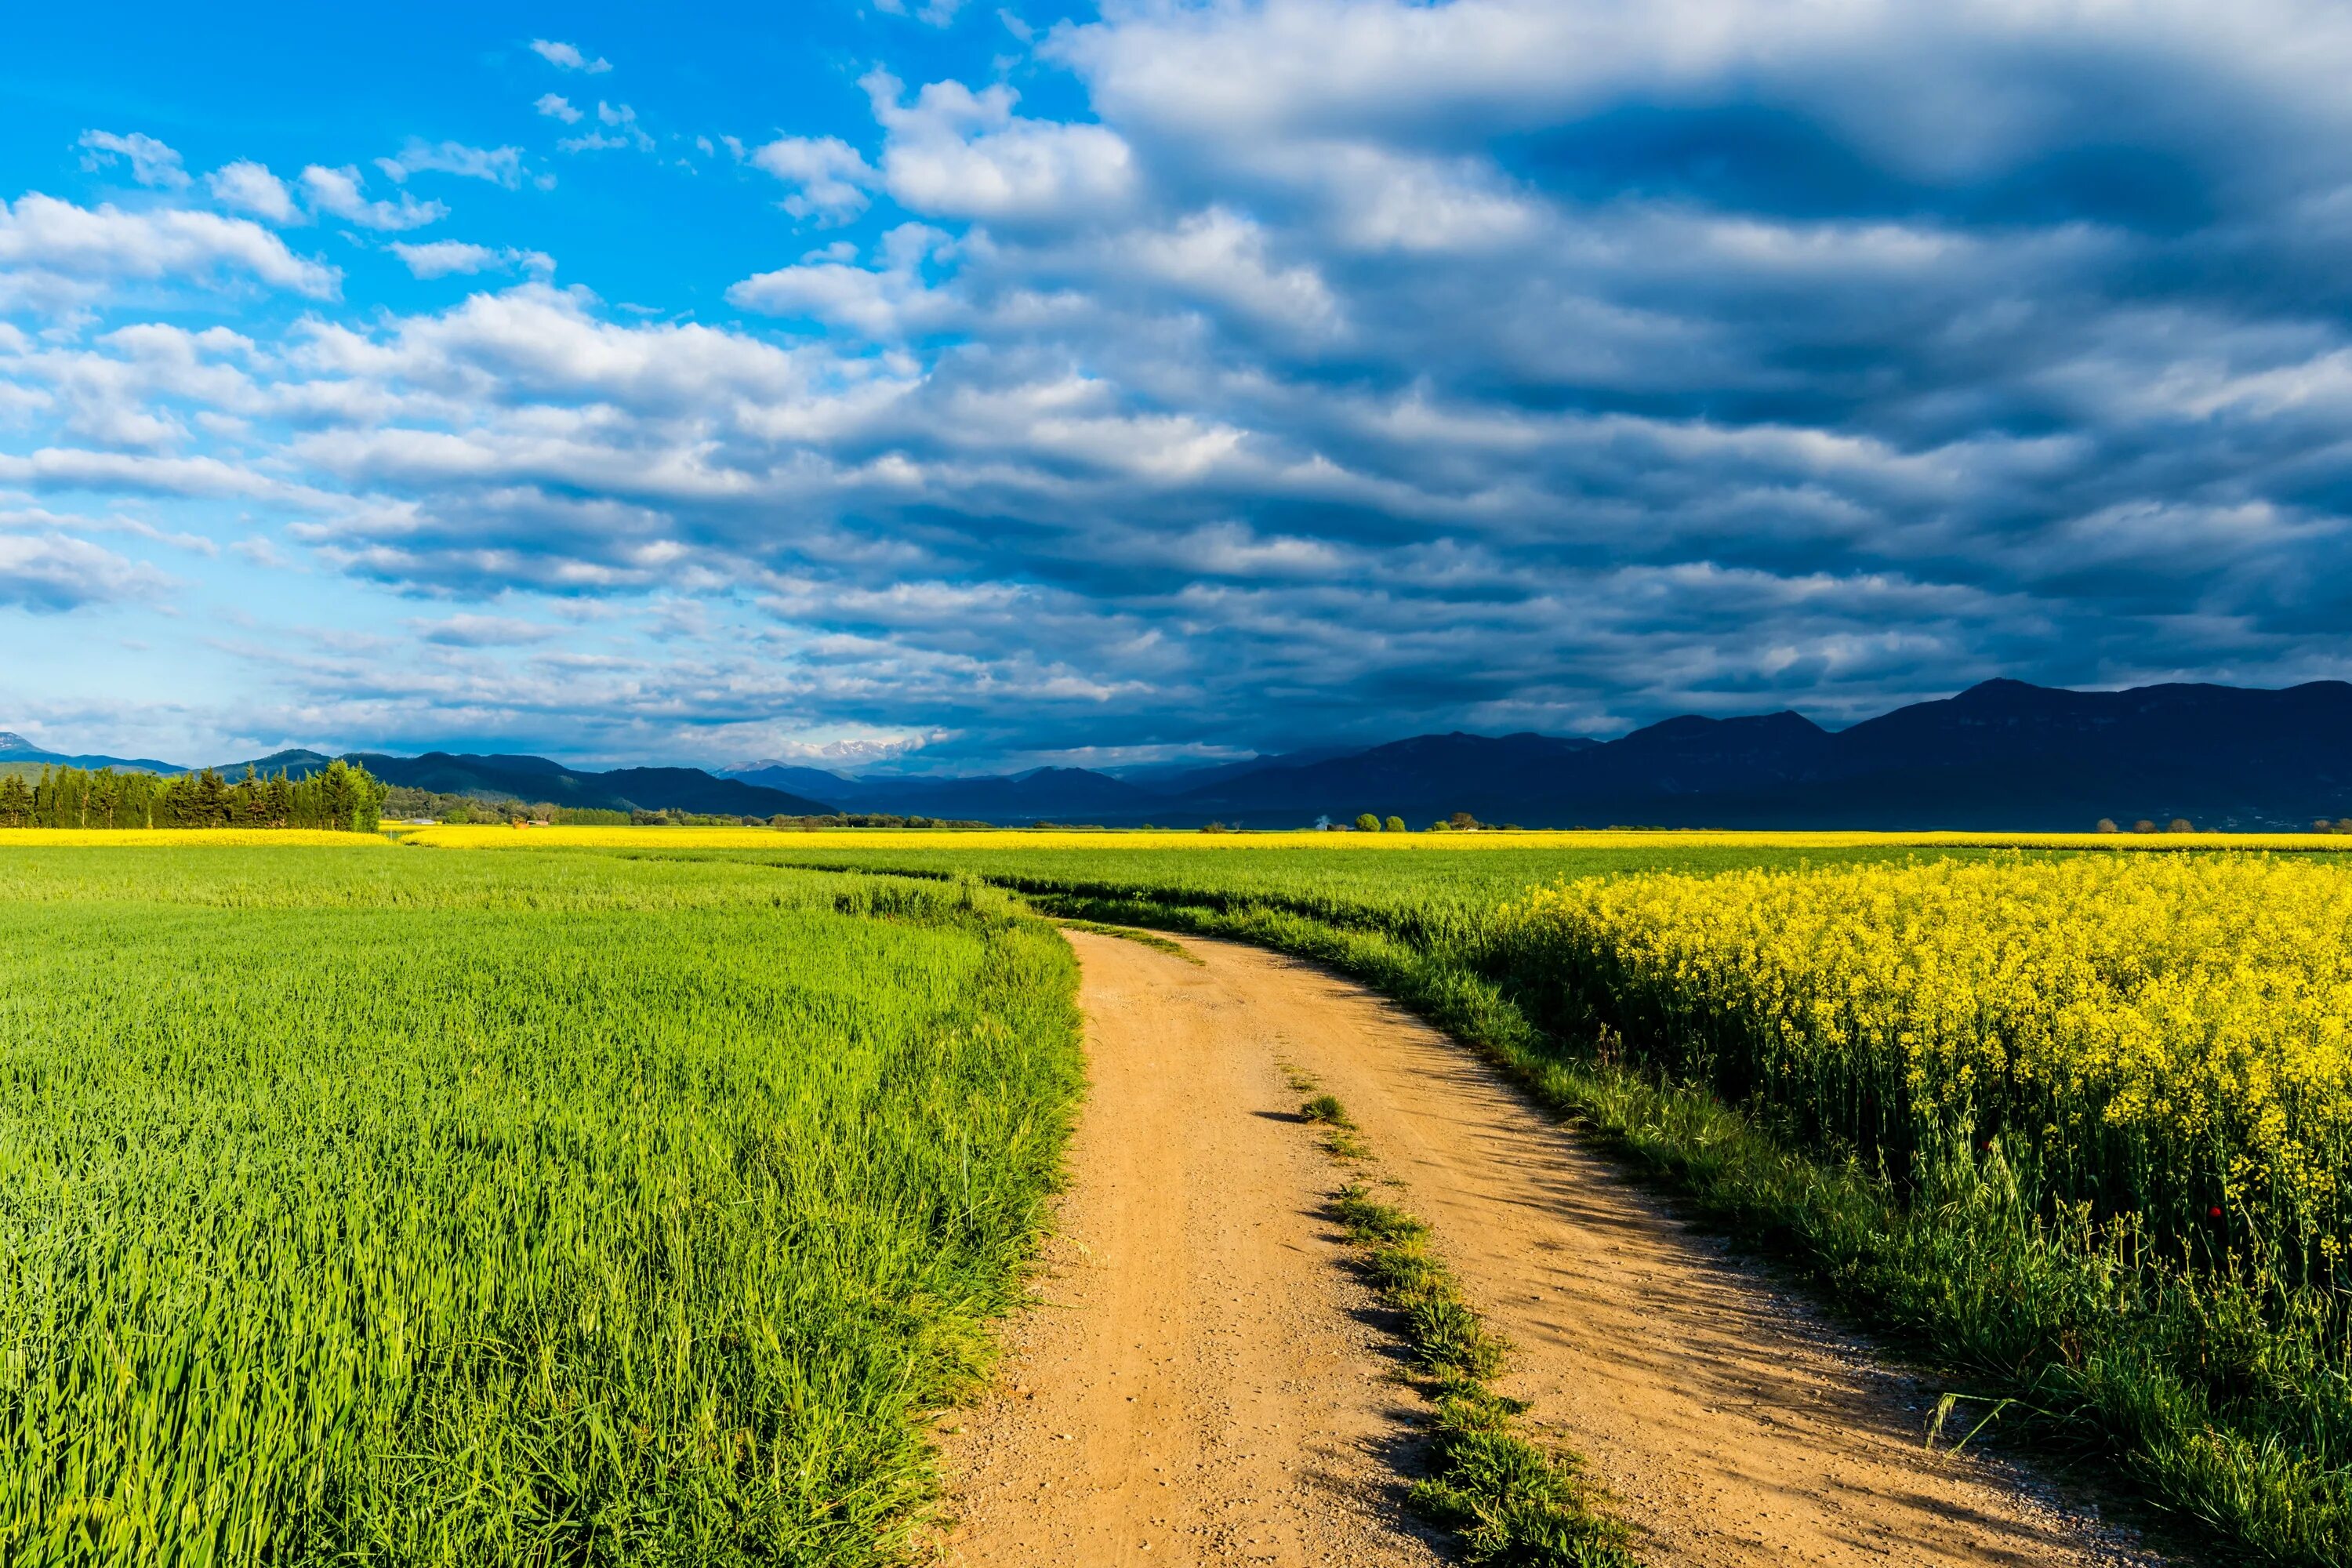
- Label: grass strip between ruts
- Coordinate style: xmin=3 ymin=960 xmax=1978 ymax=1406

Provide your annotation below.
xmin=1020 ymin=889 xmax=2329 ymax=1566
xmin=1287 ymin=1089 xmax=1640 ymax=1566
xmin=1051 ymin=917 xmax=1205 ymax=964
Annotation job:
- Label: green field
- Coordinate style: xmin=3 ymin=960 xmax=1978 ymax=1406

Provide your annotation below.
xmin=13 ymin=833 xmax=2352 ymax=1566
xmin=0 ymin=848 xmax=1081 ymax=1566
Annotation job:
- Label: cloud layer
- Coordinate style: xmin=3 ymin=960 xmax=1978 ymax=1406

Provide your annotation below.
xmin=8 ymin=1 xmax=2352 ymax=766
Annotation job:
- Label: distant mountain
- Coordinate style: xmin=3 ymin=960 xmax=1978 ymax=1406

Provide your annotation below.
xmin=724 ymin=681 xmax=2352 ymax=829
xmin=27 ymin=677 xmax=2352 ymax=830
xmin=1161 ymin=681 xmax=2352 ymax=829
xmin=728 ymin=762 xmax=1152 ymax=822
xmin=1113 ymin=743 xmax=1377 ymax=796
xmin=1170 ymin=732 xmax=1603 ymax=818
xmin=0 ymin=731 xmax=190 ymax=774
xmin=223 ymin=750 xmax=836 ymax=817
xmin=728 ymin=762 xmax=861 ymax=800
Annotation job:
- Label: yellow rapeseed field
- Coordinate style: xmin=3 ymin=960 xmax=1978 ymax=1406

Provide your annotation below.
xmin=1505 ymin=853 xmax=2352 ymax=1279
xmin=392 ymin=823 xmax=2352 ymax=852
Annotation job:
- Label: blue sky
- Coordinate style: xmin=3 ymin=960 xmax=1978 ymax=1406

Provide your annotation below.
xmin=5 ymin=2 xmax=2351 ymax=772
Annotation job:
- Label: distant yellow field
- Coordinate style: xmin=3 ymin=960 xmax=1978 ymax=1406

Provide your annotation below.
xmin=0 ymin=828 xmax=393 ymax=848
xmin=390 ymin=823 xmax=2352 ymax=852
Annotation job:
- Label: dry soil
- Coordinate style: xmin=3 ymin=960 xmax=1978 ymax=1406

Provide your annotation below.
xmin=934 ymin=929 xmax=2159 ymax=1568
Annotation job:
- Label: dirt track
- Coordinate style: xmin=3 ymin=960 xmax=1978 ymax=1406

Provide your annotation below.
xmin=937 ymin=930 xmax=2155 ymax=1567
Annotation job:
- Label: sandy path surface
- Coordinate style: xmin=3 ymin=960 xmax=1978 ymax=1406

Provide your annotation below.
xmin=940 ymin=929 xmax=2154 ymax=1568
xmin=933 ymin=930 xmax=1447 ymax=1567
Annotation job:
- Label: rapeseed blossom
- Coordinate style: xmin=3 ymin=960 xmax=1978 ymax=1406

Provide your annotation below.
xmin=1505 ymin=855 xmax=2352 ymax=1280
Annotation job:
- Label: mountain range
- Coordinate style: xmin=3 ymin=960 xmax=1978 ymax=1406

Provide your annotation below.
xmin=228 ymin=750 xmax=836 ymax=818
xmin=0 ymin=731 xmax=187 ymax=775
xmin=727 ymin=679 xmax=2352 ymax=828
xmin=11 ymin=678 xmax=2352 ymax=829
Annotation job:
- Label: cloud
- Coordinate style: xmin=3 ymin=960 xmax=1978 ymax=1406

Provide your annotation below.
xmin=529 ymin=38 xmax=611 ymax=74
xmin=0 ymin=194 xmax=339 ymax=303
xmin=875 ymin=0 xmax=968 ymax=26
xmin=410 ymin=612 xmax=564 ymax=646
xmin=0 ymin=531 xmax=166 ymax=610
xmin=557 ymin=102 xmax=653 ymax=154
xmin=300 ymin=165 xmax=446 ymax=230
xmin=749 ymin=136 xmax=877 ymax=221
xmin=77 ymin=131 xmax=191 ymax=190
xmin=205 ymin=161 xmax=299 ymax=223
xmin=26 ymin=0 xmax=2352 ymax=764
xmin=389 ymin=241 xmax=555 ymax=278
xmin=732 ymin=728 xmax=944 ymax=768
xmin=727 ymin=224 xmax=958 ymax=336
xmin=378 ymin=140 xmax=526 ymax=188
xmin=863 ymin=71 xmax=1134 ymax=223
xmin=535 ymin=93 xmax=583 ymax=125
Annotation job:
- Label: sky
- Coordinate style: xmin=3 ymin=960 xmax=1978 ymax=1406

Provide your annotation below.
xmin=5 ymin=1 xmax=2352 ymax=773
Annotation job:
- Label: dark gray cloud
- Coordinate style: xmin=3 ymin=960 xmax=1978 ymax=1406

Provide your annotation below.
xmin=10 ymin=1 xmax=2352 ymax=766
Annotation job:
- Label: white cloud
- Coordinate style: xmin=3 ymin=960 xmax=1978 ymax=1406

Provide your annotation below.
xmin=875 ymin=0 xmax=969 ymax=25
xmin=0 ymin=194 xmax=339 ymax=301
xmin=0 ymin=447 xmax=299 ymax=499
xmin=535 ymin=93 xmax=583 ymax=125
xmin=379 ymin=140 xmax=526 ymax=188
xmin=300 ymin=165 xmax=447 ymax=231
xmin=390 ymin=241 xmax=556 ymax=279
xmin=748 ymin=136 xmax=877 ymax=220
xmin=77 ymin=130 xmax=191 ymax=190
xmin=411 ymin=612 xmax=564 ymax=646
xmin=728 ymin=223 xmax=960 ymax=337
xmin=0 ymin=531 xmax=166 ymax=610
xmin=1111 ymin=208 xmax=1342 ymax=335
xmin=205 ymin=160 xmax=299 ymax=223
xmin=864 ymin=71 xmax=1134 ymax=223
xmin=558 ymin=102 xmax=654 ymax=154
xmin=530 ymin=39 xmax=611 ymax=73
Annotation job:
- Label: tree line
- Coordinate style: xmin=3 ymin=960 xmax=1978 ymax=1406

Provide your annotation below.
xmin=0 ymin=760 xmax=387 ymax=831
xmin=381 ymin=786 xmax=630 ymax=826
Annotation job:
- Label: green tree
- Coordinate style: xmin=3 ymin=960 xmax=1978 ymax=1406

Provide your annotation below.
xmin=1353 ymin=812 xmax=1381 ymax=832
xmin=0 ymin=773 xmax=30 ymax=827
xmin=1384 ymin=815 xmax=1406 ymax=833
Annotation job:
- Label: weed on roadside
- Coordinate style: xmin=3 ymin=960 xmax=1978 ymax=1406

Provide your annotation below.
xmin=1314 ymin=1106 xmax=1642 ymax=1566
xmin=1055 ymin=918 xmax=1204 ymax=964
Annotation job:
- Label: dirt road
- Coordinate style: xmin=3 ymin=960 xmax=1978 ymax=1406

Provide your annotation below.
xmin=937 ymin=930 xmax=2152 ymax=1568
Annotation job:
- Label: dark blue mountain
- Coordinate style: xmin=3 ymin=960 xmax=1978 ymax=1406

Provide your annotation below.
xmin=736 ymin=681 xmax=2352 ymax=828
xmin=223 ymin=750 xmax=835 ymax=817
xmin=729 ymin=762 xmax=1152 ymax=821
xmin=0 ymin=731 xmax=190 ymax=774
xmin=1163 ymin=680 xmax=2352 ymax=829
xmin=28 ymin=677 xmax=2352 ymax=829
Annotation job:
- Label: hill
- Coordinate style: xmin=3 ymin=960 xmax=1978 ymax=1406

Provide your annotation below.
xmin=1156 ymin=680 xmax=2352 ymax=829
xmin=729 ymin=763 xmax=1155 ymax=822
xmin=732 ymin=680 xmax=2352 ymax=829
xmin=0 ymin=731 xmax=190 ymax=775
xmin=223 ymin=750 xmax=837 ymax=818
xmin=24 ymin=677 xmax=2352 ymax=829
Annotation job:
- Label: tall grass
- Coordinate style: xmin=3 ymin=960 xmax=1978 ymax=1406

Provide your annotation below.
xmin=0 ymin=848 xmax=1082 ymax=1566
